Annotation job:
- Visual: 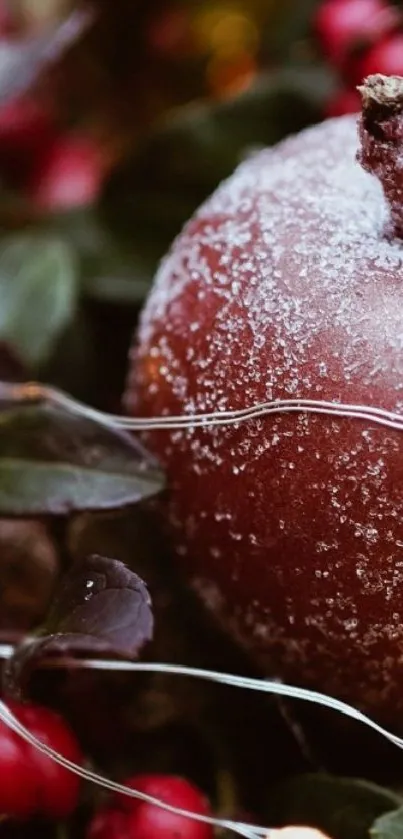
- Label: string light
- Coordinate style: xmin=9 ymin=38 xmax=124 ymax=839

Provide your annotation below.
xmin=0 ymin=647 xmax=403 ymax=838
xmin=3 ymin=379 xmax=403 ymax=435
xmin=2 ymin=379 xmax=403 ymax=834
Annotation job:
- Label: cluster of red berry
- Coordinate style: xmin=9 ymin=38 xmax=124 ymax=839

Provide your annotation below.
xmin=0 ymin=698 xmax=212 ymax=838
xmin=0 ymin=97 xmax=103 ymax=212
xmin=0 ymin=4 xmax=103 ymax=213
xmin=314 ymin=0 xmax=403 ymax=115
xmin=87 ymin=774 xmax=213 ymax=839
xmin=0 ymin=700 xmax=82 ymax=820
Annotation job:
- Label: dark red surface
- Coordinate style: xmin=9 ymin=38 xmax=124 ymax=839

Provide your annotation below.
xmin=115 ymin=774 xmax=213 ymax=839
xmin=0 ymin=717 xmax=38 ymax=817
xmin=128 ymin=111 xmax=403 ymax=723
xmin=6 ymin=701 xmax=83 ymax=819
xmin=324 ymin=86 xmax=361 ymax=117
xmin=87 ymin=807 xmax=129 ymax=839
xmin=0 ymin=97 xmax=55 ymax=187
xmin=358 ymin=74 xmax=403 ymax=238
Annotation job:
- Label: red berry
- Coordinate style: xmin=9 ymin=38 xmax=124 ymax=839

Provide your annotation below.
xmin=0 ymin=97 xmax=55 ymax=186
xmin=354 ymin=32 xmax=403 ymax=81
xmin=0 ymin=98 xmax=50 ymax=145
xmin=0 ymin=718 xmax=38 ymax=817
xmin=324 ymin=87 xmax=361 ymax=116
xmin=29 ymin=135 xmax=104 ymax=211
xmin=115 ymin=774 xmax=213 ymax=839
xmin=87 ymin=807 xmax=129 ymax=839
xmin=0 ymin=0 xmax=15 ymax=36
xmin=8 ymin=701 xmax=83 ymax=819
xmin=314 ymin=0 xmax=398 ymax=66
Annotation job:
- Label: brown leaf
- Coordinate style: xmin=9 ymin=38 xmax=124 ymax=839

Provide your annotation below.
xmin=4 ymin=554 xmax=154 ymax=698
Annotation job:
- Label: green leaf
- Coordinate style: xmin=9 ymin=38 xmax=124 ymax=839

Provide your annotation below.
xmin=265 ymin=0 xmax=323 ymax=62
xmin=50 ymin=207 xmax=151 ymax=305
xmin=0 ymin=234 xmax=78 ymax=367
xmin=371 ymin=806 xmax=403 ymax=839
xmin=4 ymin=554 xmax=154 ymax=699
xmin=99 ymin=66 xmax=333 ymax=302
xmin=265 ymin=774 xmax=402 ymax=839
xmin=0 ymin=398 xmax=164 ymax=515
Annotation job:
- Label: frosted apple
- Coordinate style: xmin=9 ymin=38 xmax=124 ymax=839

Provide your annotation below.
xmin=126 ymin=75 xmax=403 ymax=723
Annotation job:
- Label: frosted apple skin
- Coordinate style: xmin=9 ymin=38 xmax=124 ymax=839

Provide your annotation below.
xmin=126 ymin=114 xmax=403 ymax=722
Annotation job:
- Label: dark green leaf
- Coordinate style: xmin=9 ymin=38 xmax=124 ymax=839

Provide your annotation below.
xmin=265 ymin=774 xmax=402 ymax=839
xmin=50 ymin=207 xmax=151 ymax=305
xmin=4 ymin=554 xmax=154 ymax=698
xmin=265 ymin=0 xmax=323 ymax=62
xmin=0 ymin=9 xmax=92 ymax=105
xmin=0 ymin=340 xmax=27 ymax=381
xmin=99 ymin=66 xmax=333 ymax=302
xmin=371 ymin=806 xmax=403 ymax=839
xmin=0 ymin=399 xmax=164 ymax=515
xmin=0 ymin=234 xmax=78 ymax=367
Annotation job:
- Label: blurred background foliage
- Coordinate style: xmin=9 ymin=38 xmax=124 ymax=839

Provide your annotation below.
xmin=0 ymin=0 xmax=401 ymax=409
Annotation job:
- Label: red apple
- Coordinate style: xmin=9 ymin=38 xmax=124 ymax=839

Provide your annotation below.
xmin=127 ymin=76 xmax=403 ymax=724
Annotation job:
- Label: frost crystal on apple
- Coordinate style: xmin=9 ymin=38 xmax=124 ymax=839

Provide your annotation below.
xmin=127 ymin=110 xmax=403 ymax=724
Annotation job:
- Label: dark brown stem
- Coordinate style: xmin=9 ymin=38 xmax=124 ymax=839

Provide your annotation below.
xmin=357 ymin=74 xmax=403 ymax=239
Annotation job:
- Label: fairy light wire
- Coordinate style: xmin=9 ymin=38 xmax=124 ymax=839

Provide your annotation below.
xmin=2 ymin=649 xmax=403 ymax=752
xmin=0 ymin=701 xmax=264 ymax=839
xmin=1 ymin=647 xmax=403 ymax=837
xmin=1 ymin=380 xmax=403 ymax=832
xmin=2 ymin=380 xmax=403 ymax=434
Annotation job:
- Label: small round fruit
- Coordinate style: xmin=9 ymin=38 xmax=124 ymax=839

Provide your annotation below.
xmin=354 ymin=33 xmax=403 ymax=81
xmin=0 ymin=0 xmax=16 ymax=36
xmin=128 ymin=77 xmax=403 ymax=723
xmin=116 ymin=774 xmax=213 ymax=839
xmin=314 ymin=0 xmax=398 ymax=66
xmin=0 ymin=717 xmax=38 ymax=817
xmin=0 ymin=97 xmax=55 ymax=186
xmin=29 ymin=135 xmax=104 ymax=211
xmin=9 ymin=701 xmax=83 ymax=819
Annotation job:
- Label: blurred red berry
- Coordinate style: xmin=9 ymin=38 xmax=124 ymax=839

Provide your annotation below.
xmin=29 ymin=135 xmax=104 ymax=211
xmin=324 ymin=87 xmax=361 ymax=116
xmin=7 ymin=701 xmax=83 ymax=819
xmin=0 ymin=717 xmax=38 ymax=817
xmin=315 ymin=0 xmax=398 ymax=66
xmin=0 ymin=0 xmax=15 ymax=36
xmin=87 ymin=807 xmax=129 ymax=839
xmin=115 ymin=774 xmax=213 ymax=839
xmin=0 ymin=97 xmax=55 ymax=186
xmin=148 ymin=8 xmax=193 ymax=57
xmin=353 ymin=32 xmax=403 ymax=81
xmin=0 ymin=98 xmax=50 ymax=145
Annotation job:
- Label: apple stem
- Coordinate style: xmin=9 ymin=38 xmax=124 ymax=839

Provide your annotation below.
xmin=357 ymin=73 xmax=403 ymax=239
